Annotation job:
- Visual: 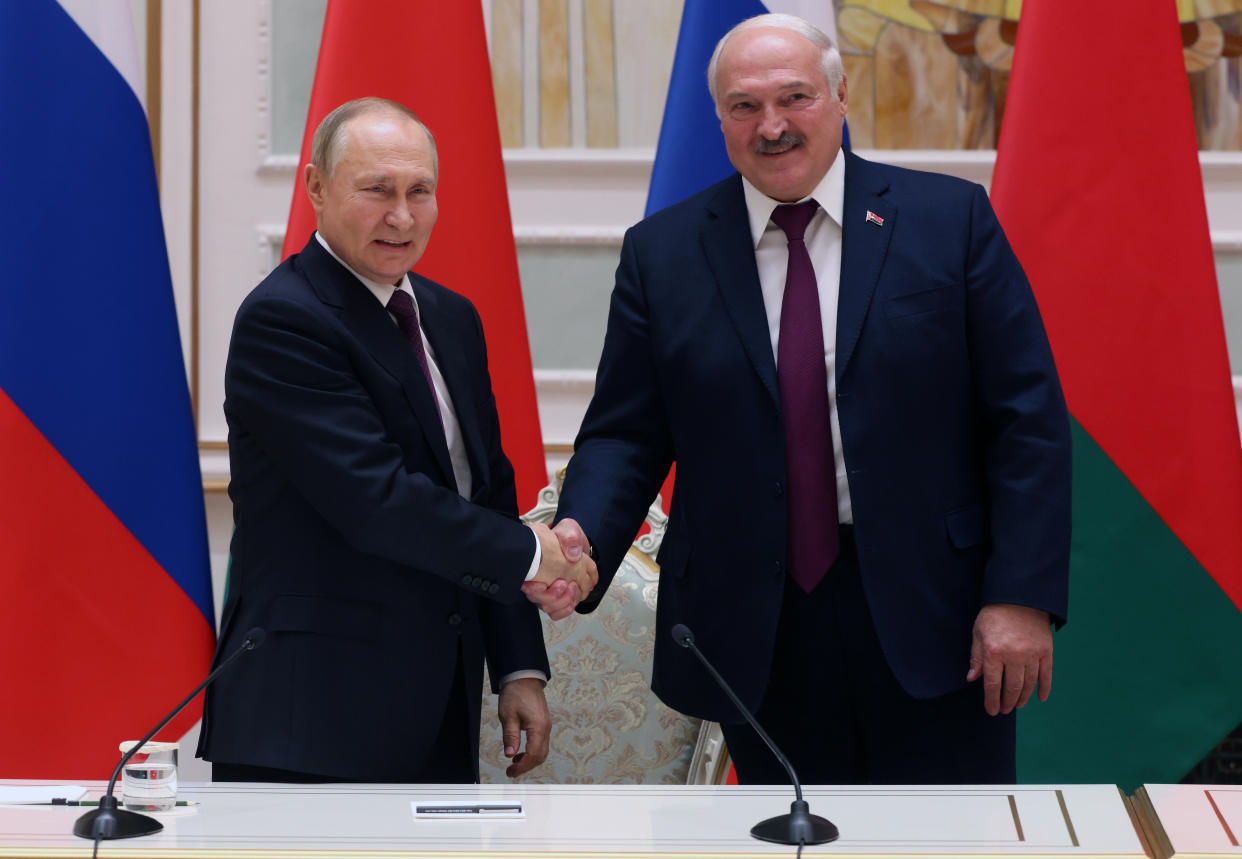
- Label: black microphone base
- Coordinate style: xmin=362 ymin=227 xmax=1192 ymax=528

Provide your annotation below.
xmin=73 ymin=800 xmax=163 ymax=840
xmin=750 ymin=800 xmax=839 ymax=846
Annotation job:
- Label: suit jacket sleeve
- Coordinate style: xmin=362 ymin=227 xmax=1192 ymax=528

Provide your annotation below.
xmin=226 ymin=291 xmax=537 ymax=603
xmin=465 ymin=305 xmax=550 ymax=681
xmin=556 ymin=228 xmax=677 ymax=610
xmin=963 ymin=184 xmax=1071 ymax=624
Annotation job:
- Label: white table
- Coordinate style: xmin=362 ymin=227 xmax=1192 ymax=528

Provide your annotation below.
xmin=0 ymin=781 xmax=1149 ymax=858
xmin=1134 ymin=783 xmax=1242 ymax=858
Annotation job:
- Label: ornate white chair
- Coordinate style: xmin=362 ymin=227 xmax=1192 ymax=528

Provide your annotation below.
xmin=478 ymin=473 xmax=730 ymax=785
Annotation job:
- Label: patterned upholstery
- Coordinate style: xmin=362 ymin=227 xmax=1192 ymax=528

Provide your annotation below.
xmin=478 ymin=473 xmax=725 ymax=784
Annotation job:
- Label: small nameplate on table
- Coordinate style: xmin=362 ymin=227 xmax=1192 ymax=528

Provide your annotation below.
xmin=413 ymin=800 xmax=524 ymax=819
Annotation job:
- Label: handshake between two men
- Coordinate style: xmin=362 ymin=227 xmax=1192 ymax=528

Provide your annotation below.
xmin=523 ymin=520 xmax=596 ymax=621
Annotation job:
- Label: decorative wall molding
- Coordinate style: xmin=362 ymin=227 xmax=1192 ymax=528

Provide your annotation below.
xmin=254 ymin=0 xmax=274 ymax=168
xmin=1215 ymin=231 xmax=1242 ymax=253
xmin=215 ymin=147 xmax=1242 ymax=252
xmin=202 ymin=370 xmax=1242 ymax=487
xmin=1235 ymin=376 xmax=1242 ymax=435
xmin=258 ymin=153 xmax=299 ymax=174
xmin=535 ymin=369 xmax=596 ymax=446
xmin=256 ymin=223 xmax=284 ymax=275
xmin=514 ymin=225 xmax=626 ymax=246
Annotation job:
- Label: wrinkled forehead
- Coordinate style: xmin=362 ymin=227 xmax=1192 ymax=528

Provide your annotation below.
xmin=335 ymin=110 xmax=438 ymax=176
xmin=718 ymin=27 xmax=826 ymax=89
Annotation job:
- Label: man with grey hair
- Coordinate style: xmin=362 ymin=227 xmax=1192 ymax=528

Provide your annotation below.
xmin=541 ymin=14 xmax=1071 ymax=783
xmin=199 ymin=97 xmax=595 ymax=783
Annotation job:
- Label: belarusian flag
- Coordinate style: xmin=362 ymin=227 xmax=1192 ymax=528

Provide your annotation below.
xmin=992 ymin=0 xmax=1242 ymax=790
xmin=282 ymin=0 xmax=545 ymax=506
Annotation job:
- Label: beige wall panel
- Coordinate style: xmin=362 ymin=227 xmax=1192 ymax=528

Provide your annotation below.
xmin=842 ymin=54 xmax=875 ymax=149
xmin=612 ymin=0 xmax=683 ymax=147
xmin=956 ymin=56 xmax=995 ymax=150
xmin=874 ymin=25 xmax=959 ymax=148
xmin=492 ymin=0 xmax=524 ymax=148
xmin=539 ymin=0 xmax=571 ymax=147
xmin=1195 ymin=57 xmax=1242 ymax=150
xmin=583 ymin=0 xmax=618 ymax=148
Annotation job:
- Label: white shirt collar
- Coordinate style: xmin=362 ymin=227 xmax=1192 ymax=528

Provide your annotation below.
xmin=314 ymin=231 xmax=415 ymax=309
xmin=741 ymin=148 xmax=846 ymax=248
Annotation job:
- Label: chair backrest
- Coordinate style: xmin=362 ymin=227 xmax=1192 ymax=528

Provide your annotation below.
xmin=478 ymin=473 xmax=711 ymax=784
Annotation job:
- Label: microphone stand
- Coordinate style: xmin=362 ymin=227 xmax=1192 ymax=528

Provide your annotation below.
xmin=74 ymin=628 xmax=265 ymax=841
xmin=672 ymin=624 xmax=838 ymax=846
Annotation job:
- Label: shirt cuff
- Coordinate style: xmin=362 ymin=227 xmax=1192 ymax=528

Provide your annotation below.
xmin=500 ymin=669 xmax=548 ymax=686
xmin=524 ymin=529 xmax=541 ymax=581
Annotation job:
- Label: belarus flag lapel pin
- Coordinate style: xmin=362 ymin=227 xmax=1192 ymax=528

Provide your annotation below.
xmin=865 ymin=210 xmax=885 ymax=227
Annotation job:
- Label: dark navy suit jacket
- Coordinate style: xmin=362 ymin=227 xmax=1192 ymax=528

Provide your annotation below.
xmin=198 ymin=237 xmax=548 ymax=780
xmin=557 ymin=152 xmax=1071 ymax=722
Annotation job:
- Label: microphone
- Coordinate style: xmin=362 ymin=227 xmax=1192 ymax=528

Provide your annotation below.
xmin=670 ymin=623 xmax=838 ymax=846
xmin=74 ymin=628 xmax=266 ymax=843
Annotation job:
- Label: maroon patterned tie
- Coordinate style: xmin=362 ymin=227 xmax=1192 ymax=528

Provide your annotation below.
xmin=386 ymin=289 xmax=443 ymax=425
xmin=772 ymin=201 xmax=840 ymax=593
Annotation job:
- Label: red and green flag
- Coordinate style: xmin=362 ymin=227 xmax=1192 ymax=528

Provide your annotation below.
xmin=992 ymin=0 xmax=1242 ymax=790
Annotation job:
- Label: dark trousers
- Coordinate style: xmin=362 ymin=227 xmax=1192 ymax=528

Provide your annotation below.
xmin=721 ymin=528 xmax=1015 ymax=785
xmin=212 ymin=646 xmax=476 ymax=784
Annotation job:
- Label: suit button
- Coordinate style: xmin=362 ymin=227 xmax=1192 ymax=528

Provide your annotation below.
xmin=471 ymin=576 xmax=483 ymax=589
xmin=774 ymin=561 xmax=784 ymax=576
xmin=447 ymin=612 xmax=462 ymax=626
xmin=460 ymin=574 xmax=471 ymax=585
xmin=773 ymin=481 xmax=783 ymax=498
xmin=489 ymin=583 xmax=500 ymax=595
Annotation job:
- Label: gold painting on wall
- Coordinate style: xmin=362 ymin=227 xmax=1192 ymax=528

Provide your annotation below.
xmin=838 ymin=0 xmax=1242 ymax=149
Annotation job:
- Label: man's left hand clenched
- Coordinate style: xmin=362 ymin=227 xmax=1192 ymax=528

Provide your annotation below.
xmin=966 ymin=603 xmax=1053 ymax=716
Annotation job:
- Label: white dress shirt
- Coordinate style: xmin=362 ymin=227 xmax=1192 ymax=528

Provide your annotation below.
xmin=741 ymin=150 xmax=853 ymax=523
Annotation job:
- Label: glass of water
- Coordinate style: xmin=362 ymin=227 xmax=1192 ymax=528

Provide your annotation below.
xmin=119 ymin=740 xmax=178 ymax=811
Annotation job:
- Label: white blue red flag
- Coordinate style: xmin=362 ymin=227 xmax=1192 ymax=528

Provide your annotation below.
xmin=0 ymin=0 xmax=214 ymax=777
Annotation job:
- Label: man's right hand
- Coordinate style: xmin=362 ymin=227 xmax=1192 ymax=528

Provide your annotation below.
xmin=523 ymin=522 xmax=597 ymax=619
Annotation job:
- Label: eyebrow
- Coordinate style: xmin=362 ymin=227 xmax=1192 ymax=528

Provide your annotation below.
xmin=724 ymin=80 xmax=815 ymax=100
xmin=357 ymin=173 xmax=433 ymax=185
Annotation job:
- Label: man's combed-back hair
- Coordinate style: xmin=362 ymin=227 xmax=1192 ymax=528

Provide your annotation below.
xmin=707 ymin=13 xmax=845 ymax=112
xmin=310 ymin=97 xmax=438 ymax=176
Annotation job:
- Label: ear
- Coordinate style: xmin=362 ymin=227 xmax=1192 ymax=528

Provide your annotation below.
xmin=837 ymin=74 xmax=849 ymax=114
xmin=304 ymin=162 xmax=326 ymax=213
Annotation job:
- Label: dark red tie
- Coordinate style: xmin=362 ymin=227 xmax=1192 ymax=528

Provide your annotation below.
xmin=772 ymin=201 xmax=840 ymax=593
xmin=386 ymin=289 xmax=442 ymax=424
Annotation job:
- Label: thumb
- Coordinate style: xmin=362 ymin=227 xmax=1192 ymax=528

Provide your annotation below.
xmin=554 ymin=520 xmax=584 ymax=562
xmin=501 ymin=711 xmax=521 ymax=758
xmin=966 ymin=638 xmax=983 ymax=683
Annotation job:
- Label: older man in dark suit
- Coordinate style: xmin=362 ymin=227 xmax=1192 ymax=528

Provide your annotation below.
xmin=538 ymin=15 xmax=1071 ymax=784
xmin=198 ymin=98 xmax=594 ymax=783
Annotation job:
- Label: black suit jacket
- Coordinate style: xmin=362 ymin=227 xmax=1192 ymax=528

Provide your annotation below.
xmin=198 ymin=237 xmax=548 ymax=781
xmin=557 ymin=153 xmax=1071 ymax=722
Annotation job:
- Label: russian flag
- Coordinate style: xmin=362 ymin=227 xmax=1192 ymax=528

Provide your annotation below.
xmin=647 ymin=0 xmax=848 ymax=216
xmin=0 ymin=0 xmax=215 ymax=777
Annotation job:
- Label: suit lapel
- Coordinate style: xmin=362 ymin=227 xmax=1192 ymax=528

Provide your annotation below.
xmin=297 ymin=239 xmax=456 ymax=487
xmin=414 ymin=278 xmax=490 ymax=492
xmin=700 ymin=176 xmax=780 ymax=408
xmin=837 ymin=151 xmax=895 ymax=380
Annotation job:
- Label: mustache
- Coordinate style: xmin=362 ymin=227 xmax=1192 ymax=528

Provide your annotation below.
xmin=753 ymin=134 xmax=802 ymax=154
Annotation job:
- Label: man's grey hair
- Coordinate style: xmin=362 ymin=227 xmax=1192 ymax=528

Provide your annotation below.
xmin=707 ymin=13 xmax=845 ymax=113
xmin=310 ymin=96 xmax=438 ymax=177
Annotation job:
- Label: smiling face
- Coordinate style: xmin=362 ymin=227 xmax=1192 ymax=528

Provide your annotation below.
xmin=715 ymin=27 xmax=847 ymax=202
xmin=304 ymin=110 xmax=438 ymax=284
